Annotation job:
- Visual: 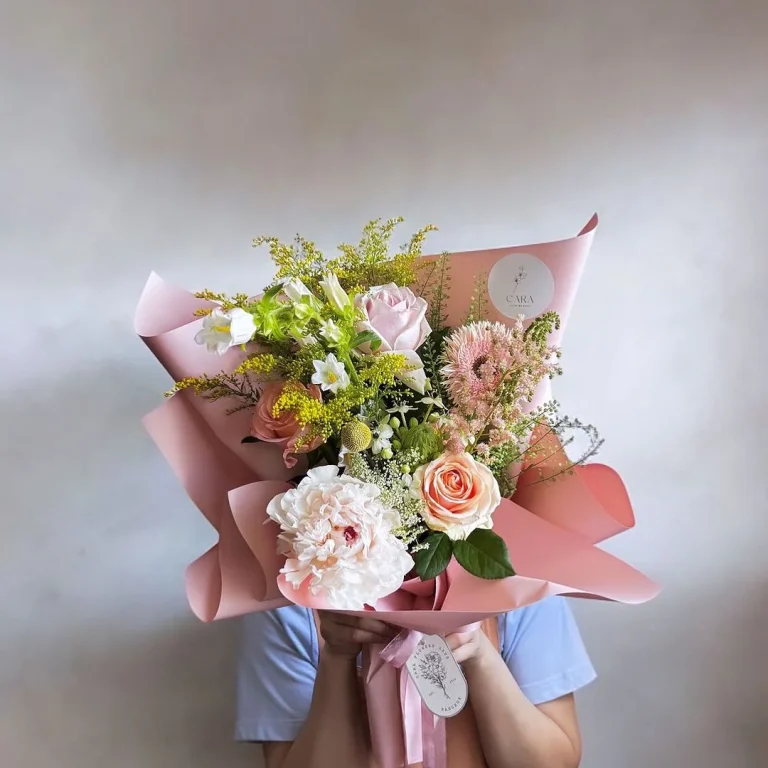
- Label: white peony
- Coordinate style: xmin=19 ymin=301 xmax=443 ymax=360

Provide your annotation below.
xmin=194 ymin=308 xmax=256 ymax=355
xmin=267 ymin=465 xmax=414 ymax=609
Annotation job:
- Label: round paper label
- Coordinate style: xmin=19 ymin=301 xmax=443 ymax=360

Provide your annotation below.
xmin=487 ymin=252 xmax=555 ymax=319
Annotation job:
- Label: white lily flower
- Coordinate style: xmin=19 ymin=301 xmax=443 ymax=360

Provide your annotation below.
xmin=194 ymin=308 xmax=256 ymax=355
xmin=319 ymin=272 xmax=351 ymax=314
xmin=281 ymin=278 xmax=315 ymax=303
xmin=311 ymin=353 xmax=350 ymax=393
xmin=319 ymin=319 xmax=344 ymax=345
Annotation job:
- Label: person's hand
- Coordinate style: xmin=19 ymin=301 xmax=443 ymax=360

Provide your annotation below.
xmin=445 ymin=626 xmax=495 ymax=671
xmin=316 ymin=611 xmax=399 ymax=660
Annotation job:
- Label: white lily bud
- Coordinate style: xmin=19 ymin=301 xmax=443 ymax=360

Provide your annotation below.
xmin=319 ymin=272 xmax=351 ymax=314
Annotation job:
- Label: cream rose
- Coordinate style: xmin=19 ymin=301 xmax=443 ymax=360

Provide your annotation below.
xmin=412 ymin=452 xmax=501 ymax=540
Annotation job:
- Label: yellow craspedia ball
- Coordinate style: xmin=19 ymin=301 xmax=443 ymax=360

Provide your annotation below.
xmin=340 ymin=421 xmax=372 ymax=452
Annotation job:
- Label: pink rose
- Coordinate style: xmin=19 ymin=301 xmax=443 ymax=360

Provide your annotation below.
xmin=354 ymin=284 xmax=431 ymax=393
xmin=250 ymin=381 xmax=323 ymax=468
xmin=354 ymin=283 xmax=431 ymax=353
xmin=412 ymin=452 xmax=501 ymax=540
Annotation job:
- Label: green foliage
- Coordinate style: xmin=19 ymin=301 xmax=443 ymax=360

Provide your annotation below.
xmin=419 ymin=329 xmax=449 ymax=401
xmin=512 ymin=409 xmax=604 ymax=489
xmin=414 ymin=532 xmax=453 ymax=580
xmin=524 ymin=311 xmax=561 ymax=346
xmin=350 ymin=329 xmax=382 ymax=351
xmin=453 ymin=529 xmax=515 ymax=580
xmin=417 ymin=251 xmax=451 ymax=331
xmin=464 ymin=272 xmax=489 ymax=324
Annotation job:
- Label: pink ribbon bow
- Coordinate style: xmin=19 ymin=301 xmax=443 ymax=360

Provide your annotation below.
xmin=364 ymin=624 xmax=481 ymax=768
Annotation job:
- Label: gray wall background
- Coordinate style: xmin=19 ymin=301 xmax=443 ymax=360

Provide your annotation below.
xmin=2 ymin=1 xmax=767 ymax=766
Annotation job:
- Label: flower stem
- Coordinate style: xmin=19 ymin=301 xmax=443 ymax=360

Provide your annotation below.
xmin=339 ymin=350 xmax=360 ymax=384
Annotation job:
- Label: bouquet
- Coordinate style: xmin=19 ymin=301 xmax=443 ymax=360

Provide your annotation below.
xmin=136 ymin=216 xmax=657 ymax=767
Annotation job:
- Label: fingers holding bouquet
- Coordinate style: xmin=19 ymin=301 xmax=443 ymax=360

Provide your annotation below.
xmin=316 ymin=611 xmax=399 ymax=659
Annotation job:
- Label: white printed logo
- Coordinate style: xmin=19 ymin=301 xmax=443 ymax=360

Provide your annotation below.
xmin=488 ymin=253 xmax=554 ymax=319
xmin=404 ymin=635 xmax=468 ymax=717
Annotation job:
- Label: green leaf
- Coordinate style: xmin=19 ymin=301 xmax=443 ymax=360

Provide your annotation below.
xmin=263 ymin=282 xmax=284 ymax=300
xmin=241 ymin=435 xmax=261 ymax=444
xmin=453 ymin=529 xmax=515 ymax=580
xmin=414 ymin=533 xmax=453 ymax=581
xmin=350 ymin=330 xmax=381 ymax=350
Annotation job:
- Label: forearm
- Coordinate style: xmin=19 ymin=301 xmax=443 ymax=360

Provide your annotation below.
xmin=464 ymin=647 xmax=580 ymax=768
xmin=278 ymin=652 xmax=369 ymax=768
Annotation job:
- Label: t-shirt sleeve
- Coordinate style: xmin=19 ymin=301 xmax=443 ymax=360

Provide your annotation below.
xmin=235 ymin=606 xmax=318 ymax=743
xmin=500 ymin=597 xmax=596 ymax=706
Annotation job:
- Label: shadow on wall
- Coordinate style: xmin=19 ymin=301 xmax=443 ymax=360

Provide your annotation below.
xmin=2 ymin=614 xmax=256 ymax=768
xmin=577 ymin=582 xmax=768 ymax=768
xmin=0 ymin=358 xmax=256 ymax=768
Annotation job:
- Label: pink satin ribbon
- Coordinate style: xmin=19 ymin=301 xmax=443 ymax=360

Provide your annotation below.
xmin=365 ymin=624 xmax=481 ymax=768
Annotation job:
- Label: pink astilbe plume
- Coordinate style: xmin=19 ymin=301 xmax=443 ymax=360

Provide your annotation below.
xmin=439 ymin=318 xmax=560 ymax=451
xmin=440 ymin=321 xmax=515 ymax=402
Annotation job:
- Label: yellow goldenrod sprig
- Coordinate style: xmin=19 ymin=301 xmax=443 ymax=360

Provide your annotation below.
xmin=193 ymin=289 xmax=253 ymax=311
xmin=164 ymin=371 xmax=258 ymax=407
xmin=234 ymin=353 xmax=278 ymax=377
xmin=252 ymin=219 xmax=437 ymax=296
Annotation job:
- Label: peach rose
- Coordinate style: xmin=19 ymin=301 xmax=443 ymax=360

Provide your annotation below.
xmin=250 ymin=381 xmax=323 ymax=468
xmin=412 ymin=452 xmax=501 ymax=540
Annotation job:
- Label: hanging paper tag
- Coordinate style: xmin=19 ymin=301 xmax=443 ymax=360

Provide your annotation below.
xmin=404 ymin=634 xmax=468 ymax=718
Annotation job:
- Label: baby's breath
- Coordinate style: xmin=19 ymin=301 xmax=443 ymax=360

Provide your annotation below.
xmin=345 ymin=451 xmax=428 ymax=549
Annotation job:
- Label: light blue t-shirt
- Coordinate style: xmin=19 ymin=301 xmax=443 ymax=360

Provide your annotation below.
xmin=236 ymin=598 xmax=596 ymax=742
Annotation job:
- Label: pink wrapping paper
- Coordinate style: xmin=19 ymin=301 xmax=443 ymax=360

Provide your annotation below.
xmin=432 ymin=214 xmax=597 ymax=341
xmin=136 ymin=216 xmax=658 ymax=768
